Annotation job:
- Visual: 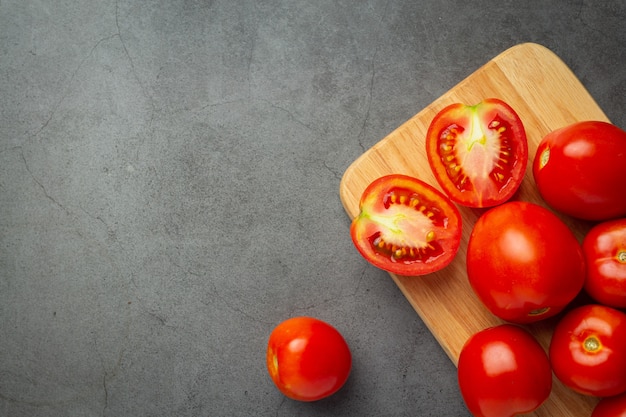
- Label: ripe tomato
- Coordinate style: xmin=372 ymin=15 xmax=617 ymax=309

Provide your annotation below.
xmin=426 ymin=98 xmax=528 ymax=208
xmin=466 ymin=201 xmax=585 ymax=323
xmin=583 ymin=218 xmax=626 ymax=308
xmin=592 ymin=391 xmax=626 ymax=417
xmin=457 ymin=324 xmax=552 ymax=417
xmin=350 ymin=174 xmax=462 ymax=276
xmin=549 ymin=304 xmax=626 ymax=397
xmin=533 ymin=121 xmax=626 ymax=221
xmin=266 ymin=317 xmax=351 ymax=401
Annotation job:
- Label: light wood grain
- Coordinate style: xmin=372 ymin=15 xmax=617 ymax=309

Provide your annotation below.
xmin=339 ymin=43 xmax=610 ymax=416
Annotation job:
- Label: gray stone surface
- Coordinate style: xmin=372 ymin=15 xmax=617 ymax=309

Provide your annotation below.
xmin=1 ymin=1 xmax=624 ymax=416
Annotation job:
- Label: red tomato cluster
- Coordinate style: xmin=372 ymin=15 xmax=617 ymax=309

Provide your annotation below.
xmin=347 ymin=100 xmax=626 ymax=416
xmin=270 ymin=100 xmax=626 ymax=412
xmin=455 ymin=116 xmax=626 ymax=416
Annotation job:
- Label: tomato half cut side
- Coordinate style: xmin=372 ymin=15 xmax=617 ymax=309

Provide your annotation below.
xmin=350 ymin=174 xmax=462 ymax=276
xmin=426 ymin=98 xmax=528 ymax=208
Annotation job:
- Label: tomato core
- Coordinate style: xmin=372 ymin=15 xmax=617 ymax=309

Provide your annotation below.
xmin=437 ymin=115 xmax=516 ymax=195
xmin=350 ymin=174 xmax=462 ymax=276
xmin=367 ymin=187 xmax=446 ymax=262
xmin=426 ymin=99 xmax=528 ymax=208
xmin=583 ymin=335 xmax=602 ymax=353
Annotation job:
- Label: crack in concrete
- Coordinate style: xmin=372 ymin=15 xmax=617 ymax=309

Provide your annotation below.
xmin=357 ymin=0 xmax=391 ymax=152
xmin=19 ymin=147 xmax=72 ymax=217
xmin=322 ymin=158 xmax=342 ymax=180
xmin=102 ymin=372 xmax=109 ymax=416
xmin=28 ymin=33 xmax=119 ymax=141
xmin=577 ymin=0 xmax=615 ymax=40
xmin=115 ymin=0 xmax=156 ymax=122
xmin=274 ymin=395 xmax=286 ymax=417
xmin=256 ymin=98 xmax=318 ymax=134
xmin=208 ymin=280 xmax=272 ymax=325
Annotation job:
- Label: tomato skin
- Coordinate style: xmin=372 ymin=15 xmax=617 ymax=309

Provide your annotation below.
xmin=350 ymin=174 xmax=462 ymax=276
xmin=583 ymin=218 xmax=626 ymax=308
xmin=549 ymin=304 xmax=626 ymax=397
xmin=466 ymin=201 xmax=585 ymax=323
xmin=533 ymin=121 xmax=626 ymax=221
xmin=592 ymin=391 xmax=626 ymax=417
xmin=457 ymin=325 xmax=552 ymax=417
xmin=266 ymin=317 xmax=351 ymax=401
xmin=426 ymin=98 xmax=528 ymax=208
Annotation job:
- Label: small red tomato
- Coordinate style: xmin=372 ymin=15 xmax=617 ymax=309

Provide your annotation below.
xmin=550 ymin=304 xmax=626 ymax=397
xmin=426 ymin=98 xmax=528 ymax=208
xmin=592 ymin=391 xmax=626 ymax=417
xmin=457 ymin=324 xmax=552 ymax=417
xmin=466 ymin=201 xmax=586 ymax=323
xmin=266 ymin=317 xmax=351 ymax=401
xmin=583 ymin=218 xmax=626 ymax=308
xmin=350 ymin=174 xmax=462 ymax=276
xmin=533 ymin=121 xmax=626 ymax=221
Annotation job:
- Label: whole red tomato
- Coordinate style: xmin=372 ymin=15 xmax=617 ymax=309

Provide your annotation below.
xmin=350 ymin=174 xmax=462 ymax=276
xmin=592 ymin=391 xmax=626 ymax=417
xmin=550 ymin=304 xmax=626 ymax=397
xmin=466 ymin=201 xmax=586 ymax=323
xmin=266 ymin=316 xmax=351 ymax=401
xmin=583 ymin=218 xmax=626 ymax=308
xmin=426 ymin=98 xmax=528 ymax=208
xmin=457 ymin=324 xmax=552 ymax=417
xmin=533 ymin=121 xmax=626 ymax=221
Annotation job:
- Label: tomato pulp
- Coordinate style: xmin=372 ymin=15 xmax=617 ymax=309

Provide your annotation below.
xmin=457 ymin=324 xmax=552 ymax=417
xmin=426 ymin=98 xmax=528 ymax=208
xmin=466 ymin=201 xmax=585 ymax=323
xmin=266 ymin=317 xmax=352 ymax=401
xmin=583 ymin=218 xmax=626 ymax=308
xmin=533 ymin=121 xmax=626 ymax=221
xmin=550 ymin=304 xmax=626 ymax=397
xmin=350 ymin=174 xmax=462 ymax=276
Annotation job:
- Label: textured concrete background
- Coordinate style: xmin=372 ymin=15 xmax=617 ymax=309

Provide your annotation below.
xmin=1 ymin=1 xmax=624 ymax=416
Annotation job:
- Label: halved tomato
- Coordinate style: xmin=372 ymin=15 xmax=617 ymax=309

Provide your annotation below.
xmin=350 ymin=174 xmax=462 ymax=276
xmin=426 ymin=98 xmax=528 ymax=208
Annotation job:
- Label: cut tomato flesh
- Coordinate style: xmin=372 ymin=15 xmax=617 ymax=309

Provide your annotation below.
xmin=427 ymin=99 xmax=528 ymax=208
xmin=350 ymin=175 xmax=462 ymax=276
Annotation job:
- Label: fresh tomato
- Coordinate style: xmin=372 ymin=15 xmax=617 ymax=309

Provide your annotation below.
xmin=466 ymin=201 xmax=585 ymax=323
xmin=266 ymin=316 xmax=351 ymax=401
xmin=350 ymin=174 xmax=462 ymax=276
xmin=583 ymin=218 xmax=626 ymax=308
xmin=592 ymin=391 xmax=626 ymax=417
xmin=549 ymin=304 xmax=626 ymax=397
xmin=457 ymin=324 xmax=552 ymax=417
xmin=426 ymin=98 xmax=528 ymax=208
xmin=533 ymin=121 xmax=626 ymax=221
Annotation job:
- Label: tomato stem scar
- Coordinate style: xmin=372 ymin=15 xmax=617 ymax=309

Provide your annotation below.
xmin=539 ymin=148 xmax=550 ymax=169
xmin=618 ymin=250 xmax=626 ymax=263
xmin=583 ymin=335 xmax=602 ymax=353
xmin=528 ymin=307 xmax=550 ymax=316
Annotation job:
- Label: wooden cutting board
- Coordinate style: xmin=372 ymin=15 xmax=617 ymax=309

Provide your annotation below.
xmin=339 ymin=43 xmax=610 ymax=416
